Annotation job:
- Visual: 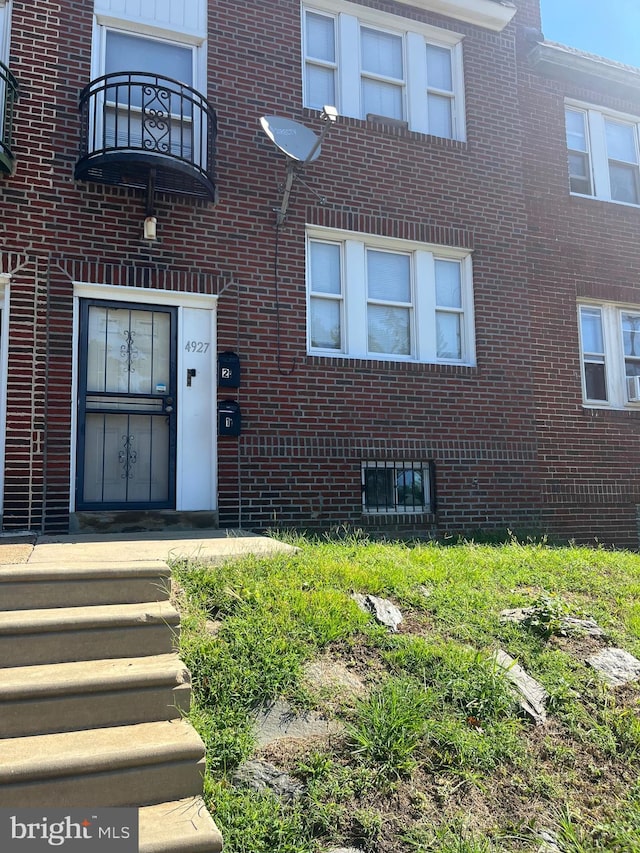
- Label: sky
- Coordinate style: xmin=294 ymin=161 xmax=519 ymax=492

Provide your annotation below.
xmin=539 ymin=0 xmax=640 ymax=68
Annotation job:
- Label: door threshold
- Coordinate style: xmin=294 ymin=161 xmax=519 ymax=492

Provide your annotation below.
xmin=70 ymin=510 xmax=219 ymax=535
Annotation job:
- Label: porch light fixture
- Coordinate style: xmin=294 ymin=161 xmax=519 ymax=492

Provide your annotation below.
xmin=143 ymin=216 xmax=157 ymax=241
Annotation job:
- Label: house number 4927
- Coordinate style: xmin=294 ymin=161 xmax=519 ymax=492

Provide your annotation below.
xmin=184 ymin=341 xmax=210 ymax=353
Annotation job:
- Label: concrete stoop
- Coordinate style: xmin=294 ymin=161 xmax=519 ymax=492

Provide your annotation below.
xmin=0 ymin=561 xmax=223 ymax=852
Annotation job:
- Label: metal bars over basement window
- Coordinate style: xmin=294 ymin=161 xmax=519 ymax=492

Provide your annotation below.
xmin=361 ymin=461 xmax=433 ymax=514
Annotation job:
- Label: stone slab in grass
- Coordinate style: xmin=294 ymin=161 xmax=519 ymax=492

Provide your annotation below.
xmin=252 ymin=697 xmax=342 ymax=748
xmin=587 ymin=647 xmax=640 ymax=686
xmin=352 ymin=593 xmax=403 ymax=631
xmin=231 ymin=759 xmax=304 ymax=802
xmin=500 ymin=607 xmax=606 ymax=637
xmin=494 ymin=649 xmax=548 ymax=726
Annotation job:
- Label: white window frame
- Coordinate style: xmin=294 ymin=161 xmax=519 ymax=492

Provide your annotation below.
xmin=92 ymin=19 xmax=205 ymax=94
xmin=361 ymin=460 xmax=433 ymax=515
xmin=566 ymin=100 xmax=640 ymax=207
xmin=578 ymin=301 xmax=640 ymax=409
xmin=306 ymin=226 xmax=475 ymax=366
xmin=0 ymin=2 xmax=10 ymax=65
xmin=302 ymin=0 xmax=466 ymax=140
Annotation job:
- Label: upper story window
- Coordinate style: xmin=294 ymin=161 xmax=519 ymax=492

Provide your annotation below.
xmin=565 ymin=103 xmax=640 ymax=206
xmin=307 ymin=228 xmax=475 ymax=365
xmin=579 ymin=303 xmax=640 ymax=408
xmin=99 ymin=27 xmax=198 ymax=153
xmin=303 ymin=1 xmax=465 ymax=140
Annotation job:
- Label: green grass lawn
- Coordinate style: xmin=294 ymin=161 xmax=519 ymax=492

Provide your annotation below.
xmin=172 ymin=533 xmax=640 ymax=853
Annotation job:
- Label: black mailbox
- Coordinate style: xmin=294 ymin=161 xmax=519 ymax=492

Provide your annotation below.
xmin=218 ymin=351 xmax=241 ymax=388
xmin=218 ymin=399 xmax=241 ymax=436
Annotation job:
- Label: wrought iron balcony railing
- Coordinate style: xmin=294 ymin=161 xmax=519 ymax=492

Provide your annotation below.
xmin=75 ymin=72 xmax=217 ymax=203
xmin=0 ymin=61 xmax=18 ymax=176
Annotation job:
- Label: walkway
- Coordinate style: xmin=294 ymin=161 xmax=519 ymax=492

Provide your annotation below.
xmin=0 ymin=528 xmax=295 ymax=565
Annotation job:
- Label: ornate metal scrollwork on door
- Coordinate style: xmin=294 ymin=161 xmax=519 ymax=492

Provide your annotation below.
xmin=120 ymin=330 xmax=139 ymax=373
xmin=119 ymin=433 xmax=137 ymax=480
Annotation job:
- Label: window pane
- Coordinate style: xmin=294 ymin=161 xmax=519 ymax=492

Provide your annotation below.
xmin=396 ymin=469 xmax=425 ymax=508
xmin=622 ymin=313 xmax=640 ymax=357
xmin=364 ymin=468 xmax=394 ymax=509
xmin=580 ymin=307 xmax=604 ymax=353
xmin=362 ymin=78 xmax=403 ymax=120
xmin=565 ymin=109 xmax=588 ymax=152
xmin=568 ymin=151 xmax=589 ymax=180
xmin=310 ymin=242 xmax=341 ymax=294
xmin=306 ymin=65 xmax=335 ymax=110
xmin=306 ymin=12 xmax=335 ymax=62
xmin=427 ymin=93 xmax=453 ymax=138
xmin=106 ymin=31 xmax=193 ymax=83
xmin=435 ymin=260 xmax=461 ymax=307
xmin=367 ymin=251 xmax=410 ymax=301
xmin=605 ymin=119 xmax=637 ymax=163
xmin=436 ymin=312 xmax=461 ymax=359
xmin=584 ymin=362 xmax=607 ymax=401
xmin=609 ymin=162 xmax=639 ymax=204
xmin=368 ymin=305 xmax=410 ymax=354
xmin=426 ymin=44 xmax=452 ymax=91
xmin=361 ymin=28 xmax=403 ymax=79
xmin=310 ymin=298 xmax=341 ymax=349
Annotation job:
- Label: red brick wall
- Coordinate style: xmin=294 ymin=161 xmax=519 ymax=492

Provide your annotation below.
xmin=212 ymin=0 xmax=543 ymax=537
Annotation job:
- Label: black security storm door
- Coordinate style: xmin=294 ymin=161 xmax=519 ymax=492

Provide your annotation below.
xmin=76 ymin=300 xmax=177 ymax=510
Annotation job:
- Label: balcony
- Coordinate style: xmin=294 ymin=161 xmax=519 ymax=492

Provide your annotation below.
xmin=0 ymin=61 xmax=18 ymax=176
xmin=75 ymin=72 xmax=217 ymax=205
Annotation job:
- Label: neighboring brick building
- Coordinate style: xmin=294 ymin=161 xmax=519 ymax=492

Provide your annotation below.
xmin=0 ymin=0 xmax=638 ymax=546
xmin=519 ymin=15 xmax=640 ymax=548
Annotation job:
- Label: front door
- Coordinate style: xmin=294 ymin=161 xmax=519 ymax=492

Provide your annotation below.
xmin=76 ymin=300 xmax=177 ymax=510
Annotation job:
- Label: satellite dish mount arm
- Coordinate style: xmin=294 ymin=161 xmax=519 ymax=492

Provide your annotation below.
xmin=276 ymin=162 xmax=297 ymax=227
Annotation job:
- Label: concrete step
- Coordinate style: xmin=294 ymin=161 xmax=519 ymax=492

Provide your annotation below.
xmin=0 ymin=601 xmax=180 ymax=667
xmin=0 ymin=655 xmax=191 ymax=737
xmin=0 ymin=720 xmax=206 ymax=808
xmin=139 ymin=797 xmax=223 ymax=853
xmin=0 ymin=562 xmax=171 ymax=610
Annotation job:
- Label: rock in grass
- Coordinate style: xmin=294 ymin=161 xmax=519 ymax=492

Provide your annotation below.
xmin=252 ymin=697 xmax=342 ymax=748
xmin=494 ymin=649 xmax=548 ymax=725
xmin=500 ymin=607 xmax=606 ymax=637
xmin=326 ymin=848 xmax=364 ymax=853
xmin=537 ymin=827 xmax=561 ymax=852
xmin=587 ymin=647 xmax=640 ymax=686
xmin=352 ymin=593 xmax=403 ymax=631
xmin=231 ymin=759 xmax=304 ymax=802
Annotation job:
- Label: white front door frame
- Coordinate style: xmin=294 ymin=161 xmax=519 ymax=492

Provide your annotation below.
xmin=71 ymin=282 xmax=218 ymax=513
xmin=0 ymin=275 xmax=10 ymax=516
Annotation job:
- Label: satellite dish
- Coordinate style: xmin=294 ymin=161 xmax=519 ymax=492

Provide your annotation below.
xmin=259 ymin=107 xmax=338 ymax=225
xmin=260 ymin=115 xmax=322 ymax=163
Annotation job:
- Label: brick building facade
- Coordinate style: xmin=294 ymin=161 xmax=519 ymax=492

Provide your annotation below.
xmin=0 ymin=0 xmax=638 ymax=546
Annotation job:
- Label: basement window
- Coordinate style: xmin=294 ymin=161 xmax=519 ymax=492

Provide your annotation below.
xmin=362 ymin=461 xmax=433 ymax=514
